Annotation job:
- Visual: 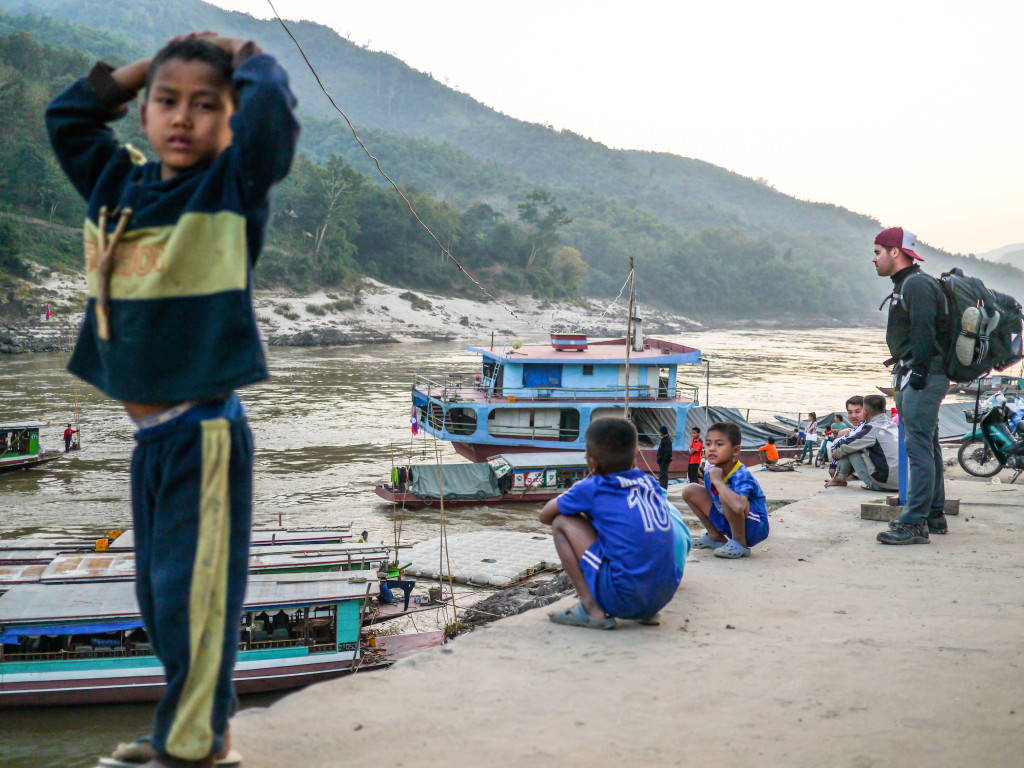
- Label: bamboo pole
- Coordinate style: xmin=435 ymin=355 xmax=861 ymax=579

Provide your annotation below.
xmin=624 ymin=257 xmax=635 ymax=420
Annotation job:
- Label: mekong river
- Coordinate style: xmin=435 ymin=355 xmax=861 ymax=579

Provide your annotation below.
xmin=2 ymin=328 xmax=929 ymax=766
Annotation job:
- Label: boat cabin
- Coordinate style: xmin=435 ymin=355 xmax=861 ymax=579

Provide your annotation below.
xmin=412 ymin=334 xmax=703 ymax=464
xmin=0 ymin=575 xmax=377 ymax=706
xmin=0 ymin=420 xmax=59 ymax=474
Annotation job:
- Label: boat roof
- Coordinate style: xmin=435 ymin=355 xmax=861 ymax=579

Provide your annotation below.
xmin=0 ymin=420 xmax=48 ymax=431
xmin=0 ymin=577 xmax=378 ymax=627
xmin=490 ymin=451 xmax=589 ymax=469
xmin=468 ymin=337 xmax=701 ymax=366
xmin=0 ymin=564 xmax=47 ymax=585
xmin=37 ymin=545 xmax=389 ymax=583
xmin=109 ymin=528 xmax=353 ymax=550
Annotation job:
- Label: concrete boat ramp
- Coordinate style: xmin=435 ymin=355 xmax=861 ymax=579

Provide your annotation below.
xmin=233 ymin=463 xmax=1024 ymax=767
xmin=403 ymin=530 xmax=557 ymax=587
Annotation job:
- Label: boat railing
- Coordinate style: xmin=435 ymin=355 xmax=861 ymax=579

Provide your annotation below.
xmin=413 ymin=373 xmax=699 ymax=404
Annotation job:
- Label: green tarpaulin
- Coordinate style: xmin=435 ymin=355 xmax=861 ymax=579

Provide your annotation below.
xmin=408 ymin=462 xmax=500 ymax=500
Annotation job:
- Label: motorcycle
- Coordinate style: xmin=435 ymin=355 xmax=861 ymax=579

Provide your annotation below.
xmin=957 ymin=390 xmax=1024 ymax=481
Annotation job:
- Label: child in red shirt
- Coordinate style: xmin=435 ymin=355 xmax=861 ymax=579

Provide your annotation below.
xmin=687 ymin=428 xmax=703 ymax=483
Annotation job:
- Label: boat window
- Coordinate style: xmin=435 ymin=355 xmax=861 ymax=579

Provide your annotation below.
xmin=582 ymin=365 xmax=594 ymax=376
xmin=559 ymin=409 xmax=581 ymax=442
xmin=487 ymin=408 xmax=561 ymax=440
xmin=444 ymin=407 xmax=478 ymax=436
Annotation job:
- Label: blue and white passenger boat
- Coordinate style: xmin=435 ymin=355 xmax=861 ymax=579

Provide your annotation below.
xmin=412 ymin=330 xmax=704 ymax=475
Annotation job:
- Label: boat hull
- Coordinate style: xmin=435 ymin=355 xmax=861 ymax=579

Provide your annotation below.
xmin=375 ymin=485 xmax=560 ymax=508
xmin=450 ymin=442 xmax=795 ymax=470
xmin=0 ymin=454 xmax=62 ymax=475
xmin=0 ymin=650 xmax=361 ymax=707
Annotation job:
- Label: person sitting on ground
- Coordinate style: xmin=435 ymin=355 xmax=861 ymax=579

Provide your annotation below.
xmin=377 ymin=560 xmax=415 ymax=612
xmin=539 ymin=417 xmax=689 ymax=629
xmin=797 ymin=412 xmax=818 ymax=464
xmin=758 ymin=437 xmax=779 ymax=469
xmin=835 ymin=396 xmax=865 ymax=439
xmin=683 ymin=421 xmax=770 ymax=559
xmin=828 ymin=396 xmax=865 ymax=477
xmin=825 ymin=394 xmax=899 ymax=491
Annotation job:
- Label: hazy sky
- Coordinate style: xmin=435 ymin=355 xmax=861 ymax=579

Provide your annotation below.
xmin=209 ymin=0 xmax=1023 ymax=256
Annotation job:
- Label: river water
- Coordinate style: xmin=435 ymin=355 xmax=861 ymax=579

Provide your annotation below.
xmin=1 ymin=327 xmax=940 ymax=766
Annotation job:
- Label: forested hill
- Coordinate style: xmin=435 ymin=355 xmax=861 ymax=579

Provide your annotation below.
xmin=3 ymin=0 xmax=1023 ymax=321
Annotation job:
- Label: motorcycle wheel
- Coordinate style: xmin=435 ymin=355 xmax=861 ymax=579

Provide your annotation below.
xmin=957 ymin=438 xmax=1003 ymax=478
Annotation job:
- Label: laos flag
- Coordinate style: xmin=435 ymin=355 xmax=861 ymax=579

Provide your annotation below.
xmin=410 ymin=405 xmax=420 ymax=435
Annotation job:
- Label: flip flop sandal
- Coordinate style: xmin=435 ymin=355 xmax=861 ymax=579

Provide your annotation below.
xmin=713 ymin=540 xmax=751 ymax=559
xmin=549 ymin=602 xmax=616 ymax=630
xmin=98 ymin=737 xmax=242 ymax=768
xmin=637 ymin=613 xmax=661 ymax=626
xmin=693 ymin=534 xmax=725 ymax=550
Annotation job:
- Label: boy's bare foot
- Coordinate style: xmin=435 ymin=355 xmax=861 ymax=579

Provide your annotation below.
xmin=824 ymin=478 xmax=847 ymax=488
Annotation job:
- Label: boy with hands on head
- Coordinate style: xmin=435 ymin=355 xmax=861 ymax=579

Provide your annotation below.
xmin=682 ymin=421 xmax=770 ymax=559
xmin=47 ymin=30 xmax=299 ymax=768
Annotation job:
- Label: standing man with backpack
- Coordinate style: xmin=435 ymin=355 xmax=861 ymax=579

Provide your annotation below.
xmin=873 ymin=227 xmax=950 ymax=544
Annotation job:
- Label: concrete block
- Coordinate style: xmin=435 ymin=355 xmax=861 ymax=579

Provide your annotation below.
xmin=862 ymin=499 xmax=960 ymax=521
xmin=861 ymin=503 xmax=898 ymax=522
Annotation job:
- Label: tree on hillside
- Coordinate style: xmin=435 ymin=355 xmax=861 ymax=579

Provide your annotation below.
xmin=517 ymin=189 xmax=571 ymax=268
xmin=553 ymin=246 xmax=588 ymax=294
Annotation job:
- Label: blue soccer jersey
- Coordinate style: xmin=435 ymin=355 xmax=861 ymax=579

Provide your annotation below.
xmin=557 ymin=469 xmax=686 ymax=619
xmin=704 ymin=461 xmax=770 ymax=547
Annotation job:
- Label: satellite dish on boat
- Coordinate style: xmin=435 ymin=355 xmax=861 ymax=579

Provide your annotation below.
xmin=510 ymin=339 xmax=522 ymax=350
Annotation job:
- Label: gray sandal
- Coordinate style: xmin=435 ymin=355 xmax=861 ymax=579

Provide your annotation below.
xmin=549 ymin=602 xmax=616 ymax=630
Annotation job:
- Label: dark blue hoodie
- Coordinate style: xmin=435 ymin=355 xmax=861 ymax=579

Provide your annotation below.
xmin=46 ymin=52 xmax=299 ymax=403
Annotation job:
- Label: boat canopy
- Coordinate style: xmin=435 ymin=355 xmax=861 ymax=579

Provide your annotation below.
xmin=488 ymin=452 xmax=588 ymax=471
xmin=0 ymin=420 xmax=47 ymax=431
xmin=0 ymin=577 xmax=378 ymax=631
xmin=685 ymin=406 xmax=790 ymax=449
xmin=407 ymin=462 xmax=500 ymax=500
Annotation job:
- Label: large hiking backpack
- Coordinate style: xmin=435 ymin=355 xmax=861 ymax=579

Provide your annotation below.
xmin=938 ymin=267 xmax=1024 ymax=383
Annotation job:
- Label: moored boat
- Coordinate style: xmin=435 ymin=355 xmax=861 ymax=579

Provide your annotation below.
xmin=375 ymin=451 xmax=589 ymax=508
xmin=0 ymin=421 xmax=62 ymax=475
xmin=412 ymin=333 xmax=703 ymax=475
xmin=0 ymin=574 xmax=434 ymax=707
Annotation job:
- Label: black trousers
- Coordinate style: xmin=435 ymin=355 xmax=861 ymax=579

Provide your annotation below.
xmin=658 ymin=463 xmax=670 ymax=489
xmin=687 ymin=463 xmax=700 ymax=483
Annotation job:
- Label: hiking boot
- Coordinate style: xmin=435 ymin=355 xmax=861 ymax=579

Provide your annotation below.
xmin=888 ymin=515 xmax=948 ymax=535
xmin=877 ymin=521 xmax=929 ymax=545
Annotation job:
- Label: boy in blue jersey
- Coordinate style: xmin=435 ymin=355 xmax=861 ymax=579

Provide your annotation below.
xmin=682 ymin=421 xmax=770 ymax=559
xmin=540 ymin=418 xmax=689 ymax=629
xmin=46 ymin=32 xmax=298 ymax=768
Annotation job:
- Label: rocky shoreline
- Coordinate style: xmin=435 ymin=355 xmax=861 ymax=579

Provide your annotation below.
xmin=1 ymin=272 xmax=704 ymax=354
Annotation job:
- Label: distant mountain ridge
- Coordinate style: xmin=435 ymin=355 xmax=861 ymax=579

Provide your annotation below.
xmin=6 ymin=0 xmax=1024 ymax=316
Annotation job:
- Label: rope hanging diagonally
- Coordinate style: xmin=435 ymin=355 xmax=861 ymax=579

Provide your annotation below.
xmin=567 ymin=268 xmax=632 ymax=332
xmin=265 ymin=0 xmax=544 ymax=331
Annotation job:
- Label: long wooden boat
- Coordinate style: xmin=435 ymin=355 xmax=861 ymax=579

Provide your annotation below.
xmin=0 ymin=420 xmax=62 ymax=475
xmin=375 ymin=451 xmax=589 ymax=508
xmin=0 ymin=574 xmax=436 ymax=707
xmin=107 ymin=527 xmax=353 ymax=551
xmin=0 ymin=546 xmax=389 ymax=596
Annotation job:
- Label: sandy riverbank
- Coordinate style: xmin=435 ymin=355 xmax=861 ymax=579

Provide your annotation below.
xmin=0 ymin=269 xmax=701 ymax=353
xmin=230 ymin=460 xmax=1024 ymax=767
